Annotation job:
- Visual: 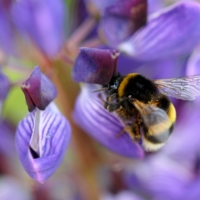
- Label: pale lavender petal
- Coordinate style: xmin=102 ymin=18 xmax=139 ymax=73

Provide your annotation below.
xmin=125 ymin=155 xmax=193 ymax=200
xmin=73 ymin=84 xmax=144 ymax=158
xmin=186 ymin=46 xmax=200 ymax=75
xmin=148 ymin=0 xmax=164 ymax=13
xmin=101 ymin=191 xmax=144 ymax=200
xmin=119 ymin=1 xmax=200 ymax=61
xmin=15 ymin=104 xmax=71 ymax=183
xmin=0 ymin=176 xmax=33 ymax=200
xmin=11 ymin=0 xmax=65 ymax=57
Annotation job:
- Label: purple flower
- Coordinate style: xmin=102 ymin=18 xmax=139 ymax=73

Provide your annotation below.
xmin=73 ymin=84 xmax=144 ymax=158
xmin=16 ymin=103 xmax=71 ymax=183
xmin=84 ymin=0 xmax=118 ymax=16
xmin=0 ymin=176 xmax=33 ymax=200
xmin=21 ymin=66 xmax=57 ymax=112
xmin=72 ymin=48 xmax=120 ymax=85
xmin=100 ymin=190 xmax=144 ymax=200
xmin=119 ymin=1 xmax=200 ymax=61
xmin=0 ymin=69 xmax=10 ymax=103
xmin=99 ymin=0 xmax=147 ymax=47
xmin=72 ymin=45 xmax=189 ymax=156
xmin=0 ymin=1 xmax=16 ymax=54
xmin=11 ymin=0 xmax=66 ymax=57
xmin=0 ymin=120 xmax=16 ymax=157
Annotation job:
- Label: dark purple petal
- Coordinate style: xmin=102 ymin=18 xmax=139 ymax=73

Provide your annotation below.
xmin=72 ymin=48 xmax=120 ymax=85
xmin=21 ymin=66 xmax=57 ymax=112
xmin=15 ymin=103 xmax=71 ymax=183
xmin=0 ymin=70 xmax=10 ymax=102
xmin=11 ymin=0 xmax=65 ymax=57
xmin=99 ymin=0 xmax=147 ymax=47
xmin=119 ymin=1 xmax=200 ymax=61
xmin=73 ymin=84 xmax=144 ymax=158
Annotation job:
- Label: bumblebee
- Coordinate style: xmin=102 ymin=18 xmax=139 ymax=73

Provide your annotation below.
xmin=99 ymin=73 xmax=200 ymax=151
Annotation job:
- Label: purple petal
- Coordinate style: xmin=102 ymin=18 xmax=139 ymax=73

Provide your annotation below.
xmin=101 ymin=191 xmax=144 ymax=200
xmin=0 ymin=70 xmax=10 ymax=102
xmin=0 ymin=120 xmax=15 ymax=157
xmin=125 ymin=156 xmax=192 ymax=200
xmin=0 ymin=3 xmax=16 ymax=54
xmin=148 ymin=0 xmax=164 ymax=14
xmin=99 ymin=0 xmax=147 ymax=47
xmin=11 ymin=0 xmax=65 ymax=57
xmin=119 ymin=1 xmax=200 ymax=61
xmin=21 ymin=66 xmax=57 ymax=112
xmin=182 ymin=179 xmax=200 ymax=200
xmin=15 ymin=103 xmax=71 ymax=183
xmin=72 ymin=48 xmax=120 ymax=85
xmin=73 ymin=84 xmax=144 ymax=158
xmin=117 ymin=54 xmax=187 ymax=79
xmin=84 ymin=0 xmax=118 ymax=16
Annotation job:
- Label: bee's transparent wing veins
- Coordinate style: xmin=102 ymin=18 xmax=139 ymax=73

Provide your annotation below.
xmin=133 ymin=100 xmax=171 ymax=134
xmin=154 ymin=75 xmax=200 ymax=100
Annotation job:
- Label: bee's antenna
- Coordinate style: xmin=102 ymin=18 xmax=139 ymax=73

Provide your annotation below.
xmin=93 ymin=87 xmax=107 ymax=93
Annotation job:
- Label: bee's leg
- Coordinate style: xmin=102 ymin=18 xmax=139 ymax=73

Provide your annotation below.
xmin=116 ymin=125 xmax=137 ymax=142
xmin=98 ymin=93 xmax=120 ymax=112
xmin=131 ymin=122 xmax=141 ymax=142
xmin=131 ymin=113 xmax=142 ymax=142
xmin=106 ymin=103 xmax=122 ymax=112
xmin=107 ymin=93 xmax=117 ymax=102
xmin=116 ymin=115 xmax=142 ymax=142
xmin=118 ymin=126 xmax=135 ymax=139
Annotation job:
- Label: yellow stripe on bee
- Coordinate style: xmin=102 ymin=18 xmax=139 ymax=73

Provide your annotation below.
xmin=118 ymin=73 xmax=139 ymax=97
xmin=168 ymin=103 xmax=176 ymax=124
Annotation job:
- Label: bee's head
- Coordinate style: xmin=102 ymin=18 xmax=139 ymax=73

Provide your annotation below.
xmin=93 ymin=74 xmax=123 ymax=95
xmin=105 ymin=74 xmax=123 ymax=91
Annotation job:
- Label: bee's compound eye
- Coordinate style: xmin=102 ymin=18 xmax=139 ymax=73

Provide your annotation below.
xmin=128 ymin=95 xmax=133 ymax=99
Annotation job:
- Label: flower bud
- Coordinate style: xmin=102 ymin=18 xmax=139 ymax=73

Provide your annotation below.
xmin=21 ymin=66 xmax=57 ymax=112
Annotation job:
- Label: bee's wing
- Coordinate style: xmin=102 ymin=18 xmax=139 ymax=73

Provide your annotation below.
xmin=133 ymin=100 xmax=171 ymax=142
xmin=154 ymin=75 xmax=200 ymax=100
